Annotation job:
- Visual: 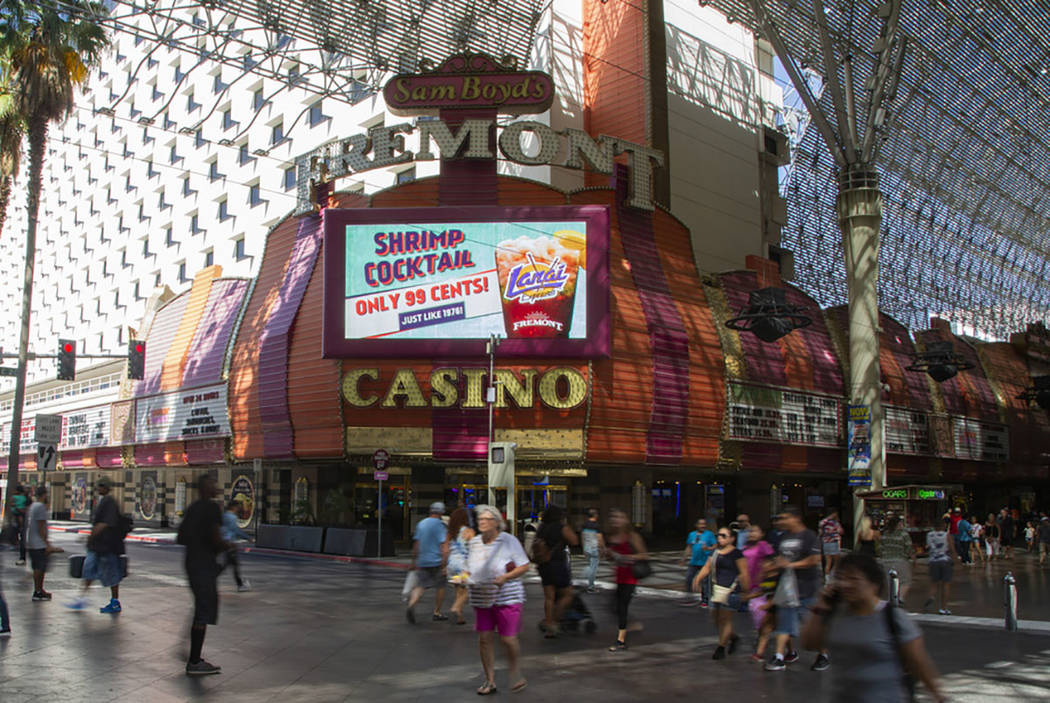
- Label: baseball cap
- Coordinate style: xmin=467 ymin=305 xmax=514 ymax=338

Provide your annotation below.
xmin=429 ymin=501 xmax=446 ymax=514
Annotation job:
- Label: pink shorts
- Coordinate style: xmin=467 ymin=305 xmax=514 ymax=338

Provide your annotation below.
xmin=474 ymin=603 xmax=523 ymax=637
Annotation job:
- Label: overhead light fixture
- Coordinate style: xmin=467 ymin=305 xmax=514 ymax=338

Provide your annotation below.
xmin=1018 ymin=376 xmax=1050 ymax=411
xmin=218 ymin=138 xmax=234 ymax=146
xmin=96 ymin=106 xmax=115 ymax=116
xmin=906 ymin=340 xmax=975 ymax=382
xmin=179 ymin=126 xmax=196 ymax=134
xmin=138 ymin=116 xmax=154 ymax=125
xmin=253 ymin=148 xmax=269 ymax=156
xmin=725 ymin=287 xmax=812 ymax=343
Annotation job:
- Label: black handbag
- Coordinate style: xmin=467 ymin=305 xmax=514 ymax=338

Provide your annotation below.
xmin=631 ymin=559 xmax=653 ymax=580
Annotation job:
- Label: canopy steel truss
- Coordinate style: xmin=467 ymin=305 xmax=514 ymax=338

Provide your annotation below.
xmin=705 ymin=0 xmax=1050 ymax=339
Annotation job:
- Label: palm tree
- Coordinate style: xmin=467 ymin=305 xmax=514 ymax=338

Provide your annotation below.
xmin=2 ymin=0 xmax=107 ymax=504
xmin=0 ymin=93 xmax=24 ymax=240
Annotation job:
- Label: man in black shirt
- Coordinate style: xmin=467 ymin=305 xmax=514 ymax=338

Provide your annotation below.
xmin=178 ymin=474 xmax=230 ymax=676
xmin=69 ymin=476 xmax=125 ymax=613
xmin=765 ymin=505 xmax=825 ymax=672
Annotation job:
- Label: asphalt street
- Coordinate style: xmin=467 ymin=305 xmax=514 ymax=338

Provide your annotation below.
xmin=0 ymin=531 xmax=1048 ymax=702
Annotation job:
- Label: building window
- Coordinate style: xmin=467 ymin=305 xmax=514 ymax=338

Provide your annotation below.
xmin=169 ymin=144 xmax=182 ymax=164
xmin=120 ymin=249 xmax=129 ymax=268
xmin=222 ymin=108 xmax=237 ymax=130
xmin=165 ymin=227 xmax=176 ymax=247
xmin=239 ymin=143 xmax=255 ymax=165
xmin=308 ymin=101 xmax=329 ymax=126
xmin=190 ymin=214 xmax=202 ymax=234
xmin=178 ymin=261 xmax=188 ymax=282
xmin=134 ymin=280 xmax=142 ymax=300
xmin=208 ymin=160 xmax=224 ymax=182
xmin=253 ymin=88 xmax=266 ymax=111
xmin=213 ymin=73 xmax=227 ymax=93
xmin=396 ymin=167 xmax=416 ymax=184
xmin=249 ymin=183 xmax=265 ymax=207
xmin=284 ymin=166 xmax=296 ymax=190
xmin=182 ymin=176 xmax=196 ymax=196
xmin=234 ymin=237 xmax=247 ymax=261
xmin=218 ymin=199 xmax=230 ymax=221
xmin=204 ymin=249 xmax=214 ymax=267
xmin=186 ymin=91 xmax=200 ymax=112
xmin=142 ymin=238 xmax=151 ymax=257
xmin=271 ymin=121 xmax=284 ymax=145
xmin=195 ymin=129 xmax=206 ymax=148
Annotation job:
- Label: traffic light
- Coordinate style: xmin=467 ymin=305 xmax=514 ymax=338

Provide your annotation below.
xmin=57 ymin=339 xmax=76 ymax=381
xmin=128 ymin=339 xmax=145 ymax=380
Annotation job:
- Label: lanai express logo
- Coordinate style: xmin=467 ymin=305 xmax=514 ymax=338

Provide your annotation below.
xmin=496 ymin=232 xmax=583 ymax=336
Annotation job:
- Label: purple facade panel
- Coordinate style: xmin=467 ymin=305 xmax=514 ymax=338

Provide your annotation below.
xmin=182 ymin=279 xmax=249 ymax=387
xmin=134 ymin=295 xmax=190 ymax=397
xmin=720 ymin=271 xmax=788 ymax=387
xmin=258 ymin=215 xmax=324 ymax=458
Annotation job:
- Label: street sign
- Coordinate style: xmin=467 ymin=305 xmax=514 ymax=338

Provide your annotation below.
xmin=34 ymin=414 xmax=62 ymax=444
xmin=37 ymin=443 xmax=57 ymax=471
xmin=372 ymin=448 xmax=389 ymax=470
xmin=0 ymin=367 xmax=18 ymax=377
xmin=373 ymin=470 xmax=389 ymax=481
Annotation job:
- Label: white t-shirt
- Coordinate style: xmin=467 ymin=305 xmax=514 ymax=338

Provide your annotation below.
xmin=26 ymin=501 xmax=48 ymax=550
xmin=466 ymin=533 xmax=529 ymax=607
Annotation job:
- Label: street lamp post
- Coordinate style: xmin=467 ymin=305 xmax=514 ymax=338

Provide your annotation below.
xmin=485 ymin=333 xmax=500 ymax=506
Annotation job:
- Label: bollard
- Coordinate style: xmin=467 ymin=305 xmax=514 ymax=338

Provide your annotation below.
xmin=888 ymin=568 xmax=900 ymax=606
xmin=1004 ymin=572 xmax=1018 ymax=632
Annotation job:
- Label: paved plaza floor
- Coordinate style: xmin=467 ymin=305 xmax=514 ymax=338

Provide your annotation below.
xmin=1 ymin=531 xmax=1050 ymax=702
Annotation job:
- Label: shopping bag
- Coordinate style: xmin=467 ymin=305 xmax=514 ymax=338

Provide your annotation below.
xmin=69 ymin=554 xmax=85 ymax=579
xmin=772 ymin=567 xmax=800 ymax=607
xmin=401 ymin=569 xmax=418 ymax=602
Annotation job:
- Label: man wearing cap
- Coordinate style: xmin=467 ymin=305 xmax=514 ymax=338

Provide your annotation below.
xmin=406 ymin=502 xmax=449 ymax=624
xmin=69 ymin=476 xmax=125 ymax=613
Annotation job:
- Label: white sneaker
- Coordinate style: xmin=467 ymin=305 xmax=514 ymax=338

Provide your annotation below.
xmin=237 ymin=580 xmax=252 ymax=592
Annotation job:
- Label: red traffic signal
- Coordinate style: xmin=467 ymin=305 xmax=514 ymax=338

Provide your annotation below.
xmin=57 ymin=338 xmax=76 ymax=381
xmin=128 ymin=339 xmax=146 ymax=380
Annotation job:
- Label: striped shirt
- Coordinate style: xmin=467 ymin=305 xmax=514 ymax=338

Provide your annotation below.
xmin=467 ymin=533 xmax=529 ymax=608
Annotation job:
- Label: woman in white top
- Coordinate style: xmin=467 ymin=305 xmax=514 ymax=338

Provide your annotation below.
xmin=466 ymin=504 xmax=530 ymax=695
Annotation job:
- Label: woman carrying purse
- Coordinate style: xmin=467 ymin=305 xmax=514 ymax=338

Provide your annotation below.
xmin=693 ymin=527 xmax=750 ymax=659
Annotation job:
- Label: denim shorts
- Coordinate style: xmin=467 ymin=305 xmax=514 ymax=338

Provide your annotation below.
xmin=82 ymin=551 xmax=123 ymax=588
xmin=773 ymin=596 xmax=816 ymax=637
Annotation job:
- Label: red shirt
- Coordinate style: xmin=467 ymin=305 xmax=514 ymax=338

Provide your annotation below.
xmin=610 ymin=539 xmax=637 ymax=585
xmin=950 ymin=514 xmax=962 ymax=535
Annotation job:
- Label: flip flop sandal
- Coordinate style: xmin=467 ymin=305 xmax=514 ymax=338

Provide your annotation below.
xmin=477 ymin=682 xmax=498 ymax=696
xmin=512 ymin=680 xmax=528 ymax=693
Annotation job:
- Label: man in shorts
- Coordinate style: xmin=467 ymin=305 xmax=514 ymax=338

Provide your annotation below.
xmin=766 ymin=506 xmax=826 ymax=672
xmin=69 ymin=476 xmax=125 ymax=613
xmin=1038 ymin=517 xmax=1050 ymax=567
xmin=407 ymin=502 xmax=449 ymax=624
xmin=680 ymin=518 xmax=716 ymax=607
xmin=177 ymin=474 xmax=230 ymax=675
xmin=924 ymin=517 xmax=956 ymax=615
xmin=27 ymin=486 xmax=61 ymax=601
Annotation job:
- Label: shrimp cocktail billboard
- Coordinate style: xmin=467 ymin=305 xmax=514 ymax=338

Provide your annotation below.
xmin=323 ymin=206 xmax=610 ymax=357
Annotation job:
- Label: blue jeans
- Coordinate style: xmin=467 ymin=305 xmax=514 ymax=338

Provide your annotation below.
xmin=685 ymin=564 xmax=711 ymax=601
xmin=584 ymin=552 xmax=600 ymax=589
xmin=956 ymin=536 xmax=971 ymax=563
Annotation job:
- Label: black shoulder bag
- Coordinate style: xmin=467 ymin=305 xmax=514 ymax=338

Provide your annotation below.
xmin=885 ymin=602 xmax=917 ymax=702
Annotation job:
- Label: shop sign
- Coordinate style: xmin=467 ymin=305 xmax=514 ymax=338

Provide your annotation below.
xmin=133 ymin=384 xmax=230 ymax=444
xmin=881 ymin=489 xmax=908 ymax=499
xmin=343 ymin=366 xmax=587 ymax=410
xmin=0 ymin=417 xmax=36 ymax=456
xmin=916 ymin=489 xmax=945 ymax=500
xmin=60 ymin=405 xmax=111 ymax=450
xmin=324 ymin=206 xmax=609 ymax=358
xmin=726 ymin=382 xmax=843 ymax=448
xmin=952 ymin=417 xmax=1009 ymax=463
xmin=230 ymin=475 xmax=255 ymax=529
xmin=383 ymin=54 xmax=555 ymax=115
xmin=884 ymin=406 xmax=930 ymax=455
xmin=295 ymin=121 xmax=663 ymax=214
xmin=175 ymin=479 xmax=187 ymax=517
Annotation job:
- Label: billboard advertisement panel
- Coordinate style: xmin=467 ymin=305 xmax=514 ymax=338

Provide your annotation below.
xmin=323 ymin=206 xmax=609 ymax=357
